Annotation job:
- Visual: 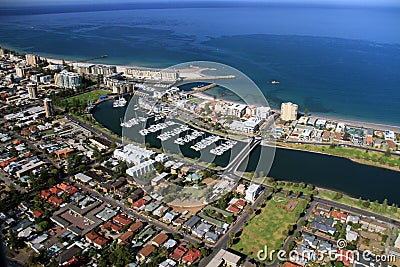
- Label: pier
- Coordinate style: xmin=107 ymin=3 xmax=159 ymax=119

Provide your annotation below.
xmin=189 ymin=83 xmax=217 ymax=94
xmin=190 ymin=135 xmax=221 ymax=151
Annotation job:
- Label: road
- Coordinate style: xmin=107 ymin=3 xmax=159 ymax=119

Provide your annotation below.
xmin=279 ymin=140 xmax=400 ymax=158
xmin=72 ymin=180 xmax=205 ymax=246
xmin=199 ymin=187 xmax=269 ymax=267
xmin=65 ymin=113 xmax=122 ymax=145
xmin=0 ymin=170 xmax=26 ymax=193
xmin=314 ymin=197 xmax=400 ymax=227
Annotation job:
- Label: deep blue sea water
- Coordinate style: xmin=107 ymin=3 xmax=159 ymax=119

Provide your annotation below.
xmin=1 ymin=3 xmax=399 ymax=125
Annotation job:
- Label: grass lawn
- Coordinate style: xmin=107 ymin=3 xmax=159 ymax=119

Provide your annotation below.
xmin=278 ymin=143 xmax=400 ymax=171
xmin=231 ymin=195 xmax=307 ymax=261
xmin=262 ymin=179 xmax=316 ymax=196
xmin=63 ymin=89 xmax=111 ymax=105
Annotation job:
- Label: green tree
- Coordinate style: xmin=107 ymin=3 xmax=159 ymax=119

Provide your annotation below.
xmin=155 ymin=161 xmax=166 ymax=174
xmin=37 ymin=221 xmax=49 ymax=232
xmin=385 ymin=147 xmax=391 ymax=157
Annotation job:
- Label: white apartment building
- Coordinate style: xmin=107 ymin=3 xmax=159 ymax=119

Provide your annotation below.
xmin=54 ymin=70 xmax=82 ymax=89
xmin=126 ymin=159 xmax=155 ymax=178
xmin=256 ymin=106 xmax=271 ymax=119
xmin=125 ymin=67 xmax=179 ymax=81
xmin=113 ymin=144 xmax=155 ymax=165
xmin=230 ymin=117 xmax=262 ymax=134
xmin=245 ymin=184 xmax=261 ymax=202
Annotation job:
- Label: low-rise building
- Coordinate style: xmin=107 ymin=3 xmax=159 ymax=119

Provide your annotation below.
xmin=245 ymin=183 xmax=261 ymax=202
xmin=205 ymin=249 xmax=241 ymax=267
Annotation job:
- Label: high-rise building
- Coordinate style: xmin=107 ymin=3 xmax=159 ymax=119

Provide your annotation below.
xmin=15 ymin=66 xmax=28 ymax=77
xmin=125 ymin=67 xmax=179 ymax=81
xmin=27 ymin=83 xmax=38 ymax=99
xmin=25 ymin=54 xmax=41 ymax=66
xmin=280 ymin=102 xmax=298 ymax=121
xmin=54 ymin=70 xmax=82 ymax=90
xmin=91 ymin=65 xmax=117 ymax=76
xmin=43 ymin=98 xmax=54 ymax=118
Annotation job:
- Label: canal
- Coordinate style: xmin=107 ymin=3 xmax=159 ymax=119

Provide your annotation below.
xmin=93 ymin=98 xmax=400 ymax=204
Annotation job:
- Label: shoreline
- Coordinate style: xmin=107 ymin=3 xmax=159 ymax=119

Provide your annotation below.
xmin=275 ymin=142 xmax=400 ymax=173
xmin=3 ymin=44 xmax=399 ymax=130
xmin=91 ymin=98 xmax=399 ymax=174
xmin=194 ymin=92 xmax=400 ymax=132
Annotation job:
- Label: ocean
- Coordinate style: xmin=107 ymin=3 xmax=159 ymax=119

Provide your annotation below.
xmin=1 ymin=3 xmax=399 ymax=125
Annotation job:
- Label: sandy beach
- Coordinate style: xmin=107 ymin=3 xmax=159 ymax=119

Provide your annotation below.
xmin=42 ymin=55 xmax=399 ymax=132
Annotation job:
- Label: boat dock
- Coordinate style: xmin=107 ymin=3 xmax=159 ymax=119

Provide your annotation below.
xmin=139 ymin=121 xmax=177 ymax=136
xmin=157 ymin=124 xmax=190 ymax=141
xmin=210 ymin=140 xmax=238 ymax=156
xmin=120 ymin=116 xmax=146 ymax=128
xmin=174 ymin=130 xmax=204 ymax=145
xmin=190 ymin=135 xmax=221 ymax=151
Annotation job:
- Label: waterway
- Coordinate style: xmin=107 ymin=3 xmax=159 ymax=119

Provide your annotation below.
xmin=92 ymin=98 xmax=400 ymax=204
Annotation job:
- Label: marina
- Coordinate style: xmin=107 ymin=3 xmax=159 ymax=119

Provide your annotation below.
xmin=93 ymin=99 xmax=400 ymax=204
xmin=157 ymin=124 xmax=190 ymax=141
xmin=210 ymin=140 xmax=238 ymax=156
xmin=190 ymin=135 xmax=221 ymax=151
xmin=120 ymin=116 xmax=146 ymax=128
xmin=174 ymin=130 xmax=204 ymax=145
xmin=139 ymin=121 xmax=177 ymax=136
xmin=113 ymin=96 xmax=127 ymax=108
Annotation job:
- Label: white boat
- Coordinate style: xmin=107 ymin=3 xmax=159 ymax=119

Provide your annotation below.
xmin=113 ymin=96 xmax=127 ymax=108
xmin=209 ymin=139 xmax=237 ymax=155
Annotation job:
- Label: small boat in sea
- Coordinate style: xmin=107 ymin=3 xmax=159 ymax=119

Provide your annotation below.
xmin=271 ymin=80 xmax=280 ymax=85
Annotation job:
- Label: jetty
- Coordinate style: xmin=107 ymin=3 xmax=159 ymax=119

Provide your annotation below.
xmin=190 ymin=83 xmax=217 ymax=94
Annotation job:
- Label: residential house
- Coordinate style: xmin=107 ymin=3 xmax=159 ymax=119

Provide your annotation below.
xmin=137 ymin=244 xmax=156 ymax=263
xmin=311 ymin=215 xmax=336 ymax=235
xmin=127 ymin=188 xmax=144 ymax=204
xmin=129 ymin=221 xmax=144 ymax=234
xmin=183 ymin=215 xmax=201 ymax=231
xmin=170 ymin=245 xmax=188 ymax=261
xmin=113 ymin=214 xmax=133 ymax=227
xmin=346 ymin=214 xmax=360 ymax=224
xmin=205 ymin=249 xmax=241 ymax=267
xmin=331 ymin=210 xmax=348 ymax=222
xmin=118 ymin=231 xmax=134 ymax=245
xmin=182 ymin=248 xmax=201 ymax=265
xmin=152 ymin=233 xmax=169 ymax=247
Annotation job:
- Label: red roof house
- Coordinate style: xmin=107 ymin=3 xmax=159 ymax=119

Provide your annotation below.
xmin=113 ymin=214 xmax=133 ymax=226
xmin=85 ymin=231 xmax=99 ymax=243
xmin=337 ymin=249 xmax=354 ymax=266
xmin=40 ymin=189 xmax=52 ymax=200
xmin=101 ymin=221 xmax=122 ymax=232
xmin=331 ymin=210 xmax=348 ymax=221
xmin=182 ymin=248 xmax=201 ymax=265
xmin=93 ymin=236 xmax=108 ymax=249
xmin=33 ymin=210 xmax=44 ymax=218
xmin=170 ymin=245 xmax=188 ymax=261
xmin=132 ymin=198 xmax=148 ymax=210
xmin=48 ymin=195 xmax=64 ymax=207
xmin=235 ymin=199 xmax=247 ymax=209
xmin=49 ymin=187 xmax=62 ymax=195
xmin=227 ymin=205 xmax=240 ymax=214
